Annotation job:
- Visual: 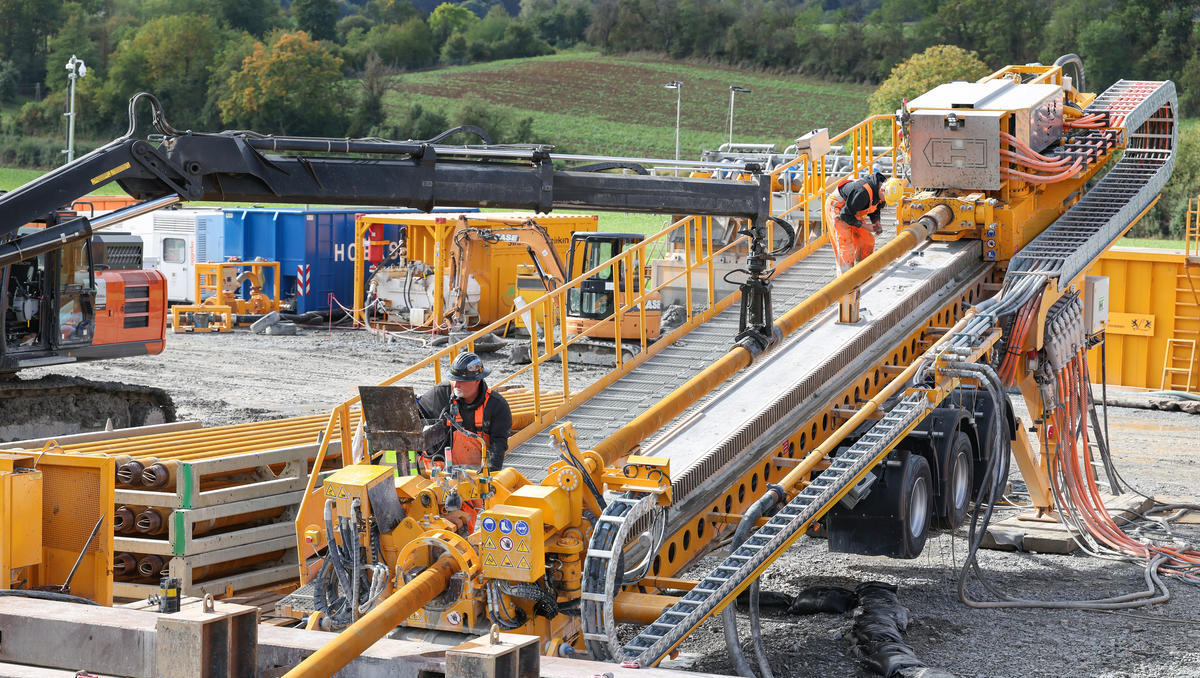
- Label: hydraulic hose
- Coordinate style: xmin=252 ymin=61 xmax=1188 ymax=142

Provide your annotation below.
xmin=283 ymin=555 xmax=458 ymax=678
xmin=721 ymin=485 xmax=786 ymax=678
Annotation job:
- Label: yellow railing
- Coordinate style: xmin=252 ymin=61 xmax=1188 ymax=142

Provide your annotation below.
xmin=1187 ymin=196 xmax=1200 ymax=259
xmin=294 ymin=114 xmax=904 ymax=579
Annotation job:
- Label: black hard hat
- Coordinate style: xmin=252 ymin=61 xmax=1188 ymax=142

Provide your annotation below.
xmin=448 ymin=351 xmax=490 ymax=382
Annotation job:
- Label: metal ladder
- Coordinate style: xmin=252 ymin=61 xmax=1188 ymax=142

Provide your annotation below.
xmin=1160 ymin=338 xmax=1196 ymax=391
xmin=619 ymin=393 xmax=929 ymax=667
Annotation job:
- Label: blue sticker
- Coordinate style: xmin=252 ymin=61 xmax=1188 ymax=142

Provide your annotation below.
xmin=481 ymin=517 xmax=497 ymax=532
xmin=515 ymin=520 xmax=529 ymax=536
xmin=499 ymin=518 xmax=513 ymax=534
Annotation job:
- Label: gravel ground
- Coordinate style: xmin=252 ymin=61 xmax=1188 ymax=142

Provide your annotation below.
xmin=22 ymin=327 xmax=1200 ymax=678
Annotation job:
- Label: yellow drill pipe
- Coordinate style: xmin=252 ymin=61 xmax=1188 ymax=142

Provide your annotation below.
xmin=590 ymin=206 xmax=952 ymax=467
xmin=282 ymin=556 xmax=458 ymax=678
xmin=62 ymin=413 xmax=336 ymax=453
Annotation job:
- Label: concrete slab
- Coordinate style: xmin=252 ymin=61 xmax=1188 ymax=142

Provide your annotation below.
xmin=981 ymin=493 xmax=1155 ymax=553
xmin=0 ymin=599 xmax=723 ymax=678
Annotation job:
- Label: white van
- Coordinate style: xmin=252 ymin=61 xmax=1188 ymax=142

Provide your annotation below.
xmin=122 ymin=208 xmax=223 ymax=303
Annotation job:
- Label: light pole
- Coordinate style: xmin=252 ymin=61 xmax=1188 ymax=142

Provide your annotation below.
xmin=663 ymin=80 xmax=682 ymax=172
xmin=64 ymin=55 xmax=87 ymax=164
xmin=728 ymin=85 xmax=751 ymax=146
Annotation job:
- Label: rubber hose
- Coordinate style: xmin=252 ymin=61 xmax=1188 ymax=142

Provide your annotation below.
xmin=0 ymin=589 xmax=99 ymax=605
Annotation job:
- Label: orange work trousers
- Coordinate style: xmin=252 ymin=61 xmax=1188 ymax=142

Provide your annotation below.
xmin=825 ymin=194 xmax=876 ymax=273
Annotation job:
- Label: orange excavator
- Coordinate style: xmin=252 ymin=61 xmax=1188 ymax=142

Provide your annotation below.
xmin=445 ymin=215 xmax=661 ymax=343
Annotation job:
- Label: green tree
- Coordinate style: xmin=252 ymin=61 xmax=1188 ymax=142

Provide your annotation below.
xmin=348 ymin=52 xmax=392 ymax=136
xmin=293 ymin=0 xmax=338 ymax=41
xmin=44 ymin=2 xmax=101 ymax=92
xmin=1139 ymin=124 xmax=1200 ymax=239
xmin=350 ymin=17 xmax=436 ymax=70
xmin=216 ymin=0 xmax=280 ymax=36
xmin=100 ymin=14 xmax=231 ymax=130
xmin=429 ymin=3 xmax=476 ymax=46
xmin=219 ymin=30 xmax=347 ymax=135
xmin=868 ymin=45 xmax=990 ymax=116
xmin=440 ymin=32 xmax=469 ymax=65
xmin=0 ymin=0 xmax=65 ymax=84
xmin=336 ymin=14 xmax=373 ymax=43
xmin=363 ymin=0 xmax=418 ymax=25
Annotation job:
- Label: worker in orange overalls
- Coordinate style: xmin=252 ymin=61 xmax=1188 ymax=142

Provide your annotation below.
xmin=825 ymin=171 xmax=903 ymax=274
xmin=418 ymin=351 xmax=512 ymax=533
xmin=418 ymin=351 xmax=512 ymax=472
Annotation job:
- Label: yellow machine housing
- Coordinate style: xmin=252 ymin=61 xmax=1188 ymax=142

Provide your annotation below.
xmin=172 ymin=260 xmax=282 ymax=332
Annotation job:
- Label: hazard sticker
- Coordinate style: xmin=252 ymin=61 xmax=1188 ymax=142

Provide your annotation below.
xmin=499 ymin=536 xmax=514 ymax=552
xmin=483 ymin=536 xmax=497 ymax=550
xmin=481 ymin=516 xmax=497 ymax=532
xmin=516 ymin=539 xmax=530 ymax=553
xmin=484 ymin=552 xmax=498 ymax=566
xmin=499 ymin=518 xmax=513 ymax=534
xmin=445 ymin=611 xmax=462 ymax=626
xmin=501 ymin=553 xmax=514 ymax=567
xmin=517 ymin=555 xmax=530 ymax=569
xmin=515 ymin=520 xmax=529 ymax=536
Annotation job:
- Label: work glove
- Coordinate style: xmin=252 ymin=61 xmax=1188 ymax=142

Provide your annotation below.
xmin=871 ymin=222 xmax=883 ymax=236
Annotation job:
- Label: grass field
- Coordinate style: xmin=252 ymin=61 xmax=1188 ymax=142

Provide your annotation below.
xmin=388 ymin=53 xmax=875 ymax=158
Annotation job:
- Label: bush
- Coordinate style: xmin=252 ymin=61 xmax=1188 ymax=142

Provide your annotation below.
xmin=0 ymin=134 xmax=97 ymax=169
xmin=869 ymin=45 xmax=991 ymax=116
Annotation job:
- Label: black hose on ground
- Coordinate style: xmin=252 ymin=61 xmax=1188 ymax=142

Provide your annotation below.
xmin=0 ymin=589 xmax=99 ymax=605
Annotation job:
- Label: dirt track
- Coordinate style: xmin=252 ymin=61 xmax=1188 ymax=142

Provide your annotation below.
xmin=22 ymin=327 xmax=1200 ymax=678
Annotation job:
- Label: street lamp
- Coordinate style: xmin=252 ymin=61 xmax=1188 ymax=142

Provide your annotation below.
xmin=663 ymin=80 xmax=683 ymax=171
xmin=64 ymin=55 xmax=87 ymax=164
xmin=728 ymin=85 xmax=751 ymax=146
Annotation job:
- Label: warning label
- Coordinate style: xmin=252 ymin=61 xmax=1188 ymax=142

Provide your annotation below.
xmin=499 ymin=536 xmax=514 ymax=552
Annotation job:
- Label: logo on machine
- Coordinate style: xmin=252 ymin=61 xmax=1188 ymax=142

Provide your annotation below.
xmin=481 ymin=516 xmax=497 ymax=532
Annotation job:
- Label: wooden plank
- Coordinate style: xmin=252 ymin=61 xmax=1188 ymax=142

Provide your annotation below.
xmin=5 ymin=421 xmax=204 ymax=449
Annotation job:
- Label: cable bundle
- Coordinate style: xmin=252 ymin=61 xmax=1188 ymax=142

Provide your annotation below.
xmin=1000 ymin=131 xmax=1082 ymax=184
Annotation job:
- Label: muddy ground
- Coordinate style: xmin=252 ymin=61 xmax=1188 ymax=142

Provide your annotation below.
xmin=20 ymin=327 xmax=1200 ymax=678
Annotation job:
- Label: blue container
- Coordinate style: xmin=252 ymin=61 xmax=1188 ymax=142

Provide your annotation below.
xmin=219 ymin=208 xmax=474 ymax=314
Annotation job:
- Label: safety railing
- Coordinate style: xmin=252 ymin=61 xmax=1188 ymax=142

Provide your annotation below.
xmin=1187 ymin=196 xmax=1200 ymax=260
xmin=294 ymin=114 xmax=905 ymax=577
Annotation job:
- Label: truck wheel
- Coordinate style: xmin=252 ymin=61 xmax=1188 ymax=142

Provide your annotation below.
xmin=900 ymin=453 xmax=932 ymax=557
xmin=935 ymin=431 xmax=974 ymax=529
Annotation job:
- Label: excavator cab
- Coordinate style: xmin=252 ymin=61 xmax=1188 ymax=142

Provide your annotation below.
xmin=565 ymin=232 xmax=661 ymax=341
xmin=3 ymin=226 xmax=96 ymax=363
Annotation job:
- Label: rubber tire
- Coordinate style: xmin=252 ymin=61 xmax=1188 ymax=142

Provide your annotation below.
xmin=899 ymin=453 xmax=933 ymax=558
xmin=934 ymin=431 xmax=974 ymax=529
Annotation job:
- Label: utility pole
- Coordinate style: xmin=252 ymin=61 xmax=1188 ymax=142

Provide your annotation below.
xmin=663 ymin=81 xmax=683 ymax=174
xmin=64 ymin=55 xmax=87 ymax=164
xmin=728 ymin=86 xmax=751 ymax=146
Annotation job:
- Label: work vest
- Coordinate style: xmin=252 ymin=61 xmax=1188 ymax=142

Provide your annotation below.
xmin=833 ymin=177 xmax=878 ymax=225
xmin=446 ymin=390 xmax=491 ymax=468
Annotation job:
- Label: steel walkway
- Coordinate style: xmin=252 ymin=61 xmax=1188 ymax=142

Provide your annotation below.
xmin=504 ymin=245 xmax=842 ymax=482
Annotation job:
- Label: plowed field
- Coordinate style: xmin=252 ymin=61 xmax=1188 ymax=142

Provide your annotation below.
xmin=389 ymin=53 xmax=873 ymax=157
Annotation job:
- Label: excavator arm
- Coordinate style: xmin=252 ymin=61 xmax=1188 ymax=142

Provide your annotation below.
xmin=0 ymin=94 xmax=770 ymax=248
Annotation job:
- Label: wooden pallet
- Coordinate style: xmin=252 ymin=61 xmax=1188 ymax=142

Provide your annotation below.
xmin=114 ymin=443 xmax=333 ymax=509
xmin=113 ymin=536 xmax=299 ymax=599
xmin=115 ymin=490 xmax=303 ymax=556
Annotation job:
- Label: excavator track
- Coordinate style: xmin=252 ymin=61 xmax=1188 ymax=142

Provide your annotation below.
xmin=0 ymin=375 xmax=176 ymax=442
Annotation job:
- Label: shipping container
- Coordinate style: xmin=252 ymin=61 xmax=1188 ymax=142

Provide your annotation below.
xmin=217 ymin=208 xmax=474 ymax=314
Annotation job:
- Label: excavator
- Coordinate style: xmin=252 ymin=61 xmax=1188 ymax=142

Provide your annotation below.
xmin=0 ymin=200 xmax=175 ymax=440
xmin=442 ymin=215 xmax=660 ymax=342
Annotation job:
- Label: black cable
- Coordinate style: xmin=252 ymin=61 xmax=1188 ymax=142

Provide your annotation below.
xmin=0 ymin=589 xmax=99 ymax=605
